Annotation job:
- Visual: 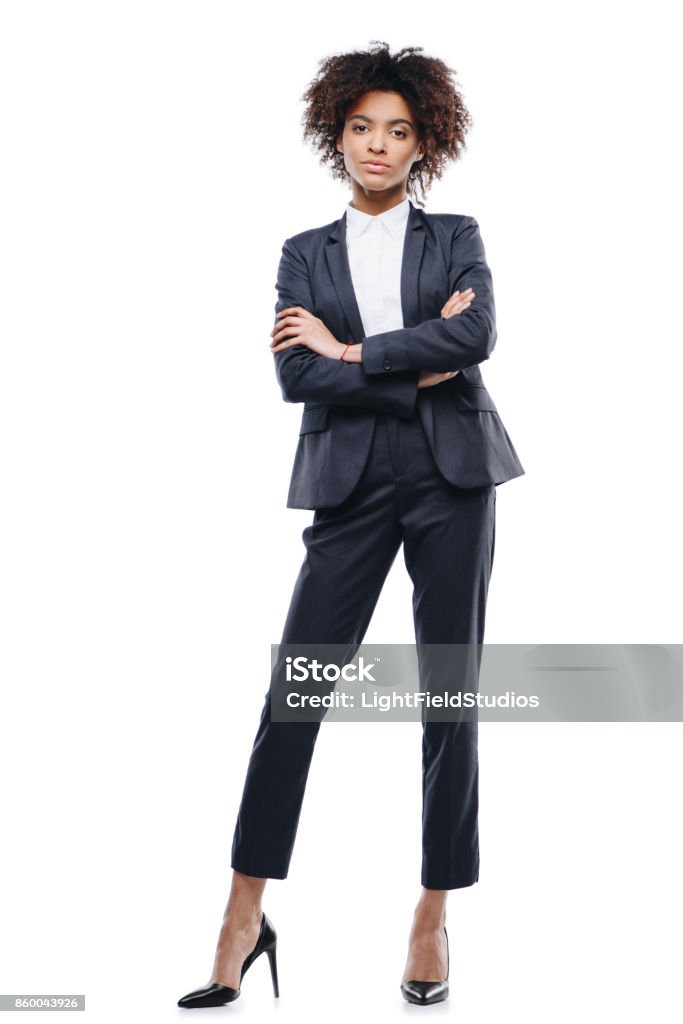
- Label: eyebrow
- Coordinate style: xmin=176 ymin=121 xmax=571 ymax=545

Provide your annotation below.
xmin=347 ymin=114 xmax=414 ymax=128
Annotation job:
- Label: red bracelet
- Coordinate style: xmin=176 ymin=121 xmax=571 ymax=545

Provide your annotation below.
xmin=340 ymin=342 xmax=352 ymax=362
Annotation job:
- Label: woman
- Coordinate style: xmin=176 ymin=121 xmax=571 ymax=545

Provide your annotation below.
xmin=178 ymin=41 xmax=524 ymax=1010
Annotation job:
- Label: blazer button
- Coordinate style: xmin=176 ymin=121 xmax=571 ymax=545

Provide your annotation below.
xmin=383 ymin=358 xmax=392 ymax=371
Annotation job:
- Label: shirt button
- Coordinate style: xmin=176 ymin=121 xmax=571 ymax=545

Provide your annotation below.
xmin=383 ymin=358 xmax=392 ymax=371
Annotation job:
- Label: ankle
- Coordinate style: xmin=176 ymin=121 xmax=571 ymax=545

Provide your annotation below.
xmin=412 ymin=906 xmax=446 ymax=931
xmin=222 ymin=902 xmax=263 ymax=928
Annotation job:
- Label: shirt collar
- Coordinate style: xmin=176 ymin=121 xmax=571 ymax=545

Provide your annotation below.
xmin=345 ymin=196 xmax=411 ymax=239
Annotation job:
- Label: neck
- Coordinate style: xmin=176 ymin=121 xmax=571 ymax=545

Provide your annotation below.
xmin=348 ymin=185 xmax=409 ymax=216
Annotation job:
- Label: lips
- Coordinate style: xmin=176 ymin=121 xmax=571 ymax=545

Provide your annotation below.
xmin=362 ymin=161 xmax=389 ymax=171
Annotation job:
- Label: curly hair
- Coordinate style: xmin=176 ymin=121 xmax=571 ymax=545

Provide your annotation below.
xmin=301 ymin=40 xmax=473 ymax=208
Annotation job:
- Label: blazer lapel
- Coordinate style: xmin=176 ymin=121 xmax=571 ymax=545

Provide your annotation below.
xmin=400 ymin=200 xmax=425 ymax=329
xmin=324 ymin=199 xmax=425 ymax=342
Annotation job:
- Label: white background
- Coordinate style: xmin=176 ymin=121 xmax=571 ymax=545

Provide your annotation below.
xmin=1 ymin=2 xmax=681 ymax=1021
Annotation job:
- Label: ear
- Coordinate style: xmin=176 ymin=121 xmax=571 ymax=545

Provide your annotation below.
xmin=336 ymin=133 xmax=343 ymax=154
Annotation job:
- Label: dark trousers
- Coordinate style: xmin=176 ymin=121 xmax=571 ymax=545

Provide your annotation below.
xmin=231 ymin=411 xmax=496 ymax=889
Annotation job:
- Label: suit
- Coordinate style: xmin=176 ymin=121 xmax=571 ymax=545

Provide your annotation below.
xmin=230 ymin=200 xmax=524 ymax=890
xmin=273 ymin=199 xmax=525 ymax=510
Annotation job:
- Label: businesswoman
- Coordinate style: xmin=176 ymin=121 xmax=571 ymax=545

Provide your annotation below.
xmin=178 ymin=41 xmax=524 ymax=1009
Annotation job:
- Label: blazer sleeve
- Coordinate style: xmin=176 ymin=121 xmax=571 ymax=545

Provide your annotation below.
xmin=360 ymin=217 xmax=497 ymax=375
xmin=272 ymin=237 xmax=419 ymax=418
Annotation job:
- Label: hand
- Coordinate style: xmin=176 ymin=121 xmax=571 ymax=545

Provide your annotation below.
xmin=418 ymin=288 xmax=477 ymax=388
xmin=440 ymin=287 xmax=475 ymax=318
xmin=270 ymin=307 xmax=345 ymax=361
xmin=418 ymin=370 xmax=460 ymax=389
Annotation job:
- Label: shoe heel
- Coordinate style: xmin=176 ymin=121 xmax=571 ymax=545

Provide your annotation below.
xmin=266 ymin=942 xmax=280 ymax=998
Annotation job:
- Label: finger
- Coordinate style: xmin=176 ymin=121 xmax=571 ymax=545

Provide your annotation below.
xmin=442 ymin=300 xmax=470 ymax=319
xmin=276 ymin=307 xmax=311 ymax=318
xmin=442 ymin=290 xmax=474 ymax=312
xmin=446 ymin=289 xmax=475 ymax=307
xmin=270 ymin=338 xmax=304 ymax=353
xmin=270 ymin=315 xmax=302 ymax=337
xmin=270 ymin=325 xmax=302 ymax=346
xmin=444 ymin=291 xmax=475 ymax=313
xmin=450 ymin=296 xmax=473 ymax=311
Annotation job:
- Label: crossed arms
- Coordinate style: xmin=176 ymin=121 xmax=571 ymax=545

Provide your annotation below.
xmin=270 ymin=216 xmax=496 ymax=419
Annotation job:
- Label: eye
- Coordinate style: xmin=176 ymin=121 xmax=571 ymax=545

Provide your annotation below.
xmin=350 ymin=125 xmax=408 ymax=138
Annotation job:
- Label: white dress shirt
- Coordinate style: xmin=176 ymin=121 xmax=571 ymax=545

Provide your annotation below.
xmin=345 ymin=196 xmax=410 ymax=338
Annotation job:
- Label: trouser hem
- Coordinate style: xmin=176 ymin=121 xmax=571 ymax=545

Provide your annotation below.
xmin=231 ymin=856 xmax=288 ymax=881
xmin=421 ymin=869 xmax=480 ymax=891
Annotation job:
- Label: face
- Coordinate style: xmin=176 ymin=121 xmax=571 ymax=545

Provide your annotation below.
xmin=336 ymin=90 xmax=424 ymax=201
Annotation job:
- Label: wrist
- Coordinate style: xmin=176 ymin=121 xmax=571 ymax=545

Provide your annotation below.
xmin=345 ymin=342 xmax=362 ymax=364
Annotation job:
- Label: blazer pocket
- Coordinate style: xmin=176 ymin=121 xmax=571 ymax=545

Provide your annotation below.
xmin=299 ymin=405 xmax=330 ymax=435
xmin=452 ymin=385 xmax=499 ymax=413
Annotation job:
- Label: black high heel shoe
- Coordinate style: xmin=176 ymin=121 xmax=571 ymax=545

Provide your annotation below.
xmin=177 ymin=911 xmax=279 ymax=1008
xmin=400 ymin=925 xmax=449 ymax=1006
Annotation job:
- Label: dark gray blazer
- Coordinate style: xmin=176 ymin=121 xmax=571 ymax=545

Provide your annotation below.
xmin=273 ymin=199 xmax=525 ymax=510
